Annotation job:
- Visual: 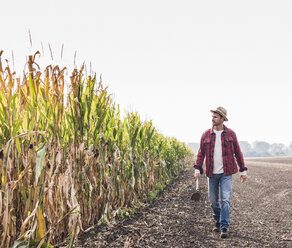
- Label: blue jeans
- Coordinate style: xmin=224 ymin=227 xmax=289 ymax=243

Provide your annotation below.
xmin=208 ymin=173 xmax=232 ymax=229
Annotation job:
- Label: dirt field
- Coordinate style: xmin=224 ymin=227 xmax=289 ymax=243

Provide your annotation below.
xmin=75 ymin=157 xmax=292 ymax=248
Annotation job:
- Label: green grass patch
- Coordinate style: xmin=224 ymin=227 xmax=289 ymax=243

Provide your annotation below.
xmin=148 ymin=183 xmax=166 ymax=200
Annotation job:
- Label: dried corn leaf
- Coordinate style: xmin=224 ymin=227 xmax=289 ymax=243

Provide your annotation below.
xmin=36 ymin=206 xmax=45 ymax=241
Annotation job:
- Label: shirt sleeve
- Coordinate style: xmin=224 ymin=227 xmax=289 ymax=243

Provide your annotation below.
xmin=194 ymin=133 xmax=205 ymax=174
xmin=232 ymin=131 xmax=248 ymax=172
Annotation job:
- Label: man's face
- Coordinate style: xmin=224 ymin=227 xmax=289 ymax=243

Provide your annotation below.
xmin=212 ymin=113 xmax=224 ymax=126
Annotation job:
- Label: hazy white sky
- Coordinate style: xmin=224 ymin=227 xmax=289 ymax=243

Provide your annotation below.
xmin=2 ymin=0 xmax=292 ymax=145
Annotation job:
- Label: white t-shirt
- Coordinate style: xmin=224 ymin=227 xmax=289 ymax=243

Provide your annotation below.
xmin=213 ymin=129 xmax=224 ymax=174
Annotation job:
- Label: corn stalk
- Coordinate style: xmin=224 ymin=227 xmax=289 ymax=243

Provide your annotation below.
xmin=0 ymin=51 xmax=194 ymax=248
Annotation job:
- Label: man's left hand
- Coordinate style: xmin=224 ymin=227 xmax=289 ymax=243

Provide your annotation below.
xmin=240 ymin=175 xmax=247 ymax=183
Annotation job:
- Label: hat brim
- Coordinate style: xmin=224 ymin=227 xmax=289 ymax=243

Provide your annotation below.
xmin=210 ymin=110 xmax=228 ymax=121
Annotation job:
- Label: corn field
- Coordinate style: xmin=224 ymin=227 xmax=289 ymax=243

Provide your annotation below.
xmin=0 ymin=51 xmax=193 ymax=247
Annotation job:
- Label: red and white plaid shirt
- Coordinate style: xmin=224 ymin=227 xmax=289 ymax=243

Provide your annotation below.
xmin=194 ymin=125 xmax=247 ymax=177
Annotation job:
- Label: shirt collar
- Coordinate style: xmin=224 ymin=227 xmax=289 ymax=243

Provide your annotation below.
xmin=211 ymin=125 xmax=227 ymax=134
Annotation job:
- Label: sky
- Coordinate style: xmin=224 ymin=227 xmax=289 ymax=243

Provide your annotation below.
xmin=1 ymin=0 xmax=292 ymax=146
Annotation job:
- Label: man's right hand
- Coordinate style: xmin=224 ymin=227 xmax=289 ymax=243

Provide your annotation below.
xmin=194 ymin=170 xmax=200 ymax=180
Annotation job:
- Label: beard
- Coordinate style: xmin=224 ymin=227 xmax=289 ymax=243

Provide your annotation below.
xmin=212 ymin=121 xmax=218 ymax=126
xmin=212 ymin=121 xmax=221 ymax=126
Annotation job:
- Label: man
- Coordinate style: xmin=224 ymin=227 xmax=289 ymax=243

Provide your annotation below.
xmin=194 ymin=106 xmax=247 ymax=239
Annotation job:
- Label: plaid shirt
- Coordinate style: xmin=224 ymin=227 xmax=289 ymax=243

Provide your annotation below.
xmin=194 ymin=125 xmax=247 ymax=177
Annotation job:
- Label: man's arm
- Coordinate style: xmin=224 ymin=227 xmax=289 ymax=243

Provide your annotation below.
xmin=232 ymin=131 xmax=247 ymax=172
xmin=232 ymin=131 xmax=247 ymax=182
xmin=194 ymin=134 xmax=205 ymax=179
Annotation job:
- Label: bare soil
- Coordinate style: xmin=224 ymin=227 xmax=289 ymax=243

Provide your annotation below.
xmin=74 ymin=157 xmax=292 ymax=248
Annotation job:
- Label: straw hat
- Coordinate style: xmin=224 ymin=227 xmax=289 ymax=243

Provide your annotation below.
xmin=210 ymin=106 xmax=228 ymax=121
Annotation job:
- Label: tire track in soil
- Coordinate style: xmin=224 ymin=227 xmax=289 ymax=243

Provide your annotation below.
xmin=75 ymin=159 xmax=292 ymax=248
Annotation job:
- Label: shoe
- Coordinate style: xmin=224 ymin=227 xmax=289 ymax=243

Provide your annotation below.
xmin=220 ymin=228 xmax=228 ymax=238
xmin=213 ymin=222 xmax=220 ymax=232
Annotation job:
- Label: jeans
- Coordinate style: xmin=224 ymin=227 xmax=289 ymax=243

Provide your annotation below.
xmin=208 ymin=173 xmax=232 ymax=229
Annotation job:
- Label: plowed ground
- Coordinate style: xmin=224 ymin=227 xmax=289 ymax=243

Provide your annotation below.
xmin=75 ymin=157 xmax=292 ymax=248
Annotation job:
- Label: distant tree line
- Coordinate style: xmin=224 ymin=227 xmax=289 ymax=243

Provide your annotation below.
xmin=187 ymin=141 xmax=292 ymax=157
